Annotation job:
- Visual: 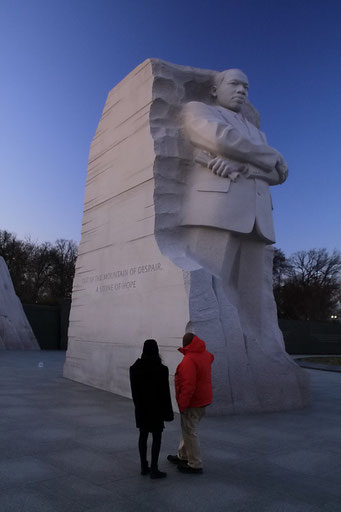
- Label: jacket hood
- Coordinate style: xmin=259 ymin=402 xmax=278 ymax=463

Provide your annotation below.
xmin=178 ymin=335 xmax=206 ymax=355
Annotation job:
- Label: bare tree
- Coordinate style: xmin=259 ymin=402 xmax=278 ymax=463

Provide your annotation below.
xmin=0 ymin=230 xmax=78 ymax=304
xmin=49 ymin=239 xmax=78 ymax=300
xmin=274 ymin=248 xmax=341 ymax=321
xmin=273 ymin=247 xmax=291 ymax=288
xmin=288 ymin=249 xmax=341 ymax=286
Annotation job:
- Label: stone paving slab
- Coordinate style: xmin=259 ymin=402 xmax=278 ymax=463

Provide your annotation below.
xmin=0 ymin=351 xmax=341 ymax=511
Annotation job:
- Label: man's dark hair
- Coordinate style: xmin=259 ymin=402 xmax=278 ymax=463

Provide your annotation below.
xmin=183 ymin=332 xmax=195 ymax=347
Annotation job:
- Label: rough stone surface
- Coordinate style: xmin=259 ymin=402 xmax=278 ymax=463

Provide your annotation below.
xmin=64 ymin=60 xmax=189 ymax=405
xmin=64 ymin=59 xmax=310 ymax=414
xmin=0 ymin=257 xmax=39 ymax=350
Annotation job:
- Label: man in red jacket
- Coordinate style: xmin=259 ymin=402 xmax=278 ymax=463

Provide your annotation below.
xmin=167 ymin=332 xmax=214 ymax=473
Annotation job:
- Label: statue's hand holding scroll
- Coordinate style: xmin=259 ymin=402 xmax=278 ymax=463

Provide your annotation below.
xmin=194 ymin=151 xmax=246 ymax=182
xmin=208 ymin=156 xmax=246 ymax=181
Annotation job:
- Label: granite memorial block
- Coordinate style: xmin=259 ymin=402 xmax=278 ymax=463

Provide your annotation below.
xmin=64 ymin=59 xmax=310 ymax=413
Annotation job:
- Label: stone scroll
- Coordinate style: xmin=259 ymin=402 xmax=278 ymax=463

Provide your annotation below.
xmin=64 ymin=59 xmax=310 ymax=413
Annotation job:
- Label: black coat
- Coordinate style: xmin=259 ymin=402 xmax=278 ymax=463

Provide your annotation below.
xmin=129 ymin=358 xmax=174 ymax=432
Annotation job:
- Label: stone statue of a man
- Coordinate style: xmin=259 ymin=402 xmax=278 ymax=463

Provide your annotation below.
xmin=179 ymin=68 xmax=289 ymax=340
xmin=65 ymin=58 xmax=309 ymax=415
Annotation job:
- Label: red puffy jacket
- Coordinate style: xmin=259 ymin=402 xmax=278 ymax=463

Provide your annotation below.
xmin=175 ymin=336 xmax=214 ymax=412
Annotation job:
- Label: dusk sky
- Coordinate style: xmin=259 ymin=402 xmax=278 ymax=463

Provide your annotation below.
xmin=1 ymin=0 xmax=340 ymax=256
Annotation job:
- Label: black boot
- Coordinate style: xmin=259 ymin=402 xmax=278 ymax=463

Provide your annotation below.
xmin=150 ymin=467 xmax=167 ymax=479
xmin=141 ymin=461 xmax=150 ymax=475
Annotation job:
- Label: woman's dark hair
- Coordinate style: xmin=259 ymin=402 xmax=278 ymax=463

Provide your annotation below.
xmin=141 ymin=339 xmax=161 ymax=363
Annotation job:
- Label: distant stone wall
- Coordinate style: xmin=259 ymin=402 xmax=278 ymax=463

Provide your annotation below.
xmin=280 ymin=319 xmax=341 ymax=355
xmin=23 ymin=301 xmax=71 ymax=350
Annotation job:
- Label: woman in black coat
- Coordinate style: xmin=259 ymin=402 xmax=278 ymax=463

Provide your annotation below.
xmin=130 ymin=339 xmax=173 ymax=479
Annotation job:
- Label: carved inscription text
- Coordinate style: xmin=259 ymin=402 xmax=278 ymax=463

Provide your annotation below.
xmin=81 ymin=262 xmax=163 ymax=293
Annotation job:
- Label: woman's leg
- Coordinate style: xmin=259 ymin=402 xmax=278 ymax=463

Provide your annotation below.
xmin=151 ymin=430 xmax=162 ymax=470
xmin=150 ymin=430 xmax=166 ymax=478
xmin=138 ymin=428 xmax=149 ymax=473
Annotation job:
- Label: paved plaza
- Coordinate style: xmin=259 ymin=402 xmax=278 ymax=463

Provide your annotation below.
xmin=0 ymin=350 xmax=340 ymax=511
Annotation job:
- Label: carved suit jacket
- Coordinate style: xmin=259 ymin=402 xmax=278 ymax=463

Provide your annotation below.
xmin=180 ymin=101 xmax=282 ymax=244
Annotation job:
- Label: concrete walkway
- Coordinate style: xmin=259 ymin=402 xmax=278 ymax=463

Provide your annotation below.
xmin=0 ymin=351 xmax=341 ymax=512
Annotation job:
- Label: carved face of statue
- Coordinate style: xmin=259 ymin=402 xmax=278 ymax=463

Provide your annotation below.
xmin=212 ymin=69 xmax=249 ymax=112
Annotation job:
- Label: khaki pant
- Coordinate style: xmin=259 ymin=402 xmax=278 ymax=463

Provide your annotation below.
xmin=178 ymin=407 xmax=206 ymax=469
